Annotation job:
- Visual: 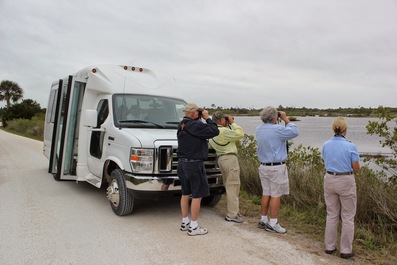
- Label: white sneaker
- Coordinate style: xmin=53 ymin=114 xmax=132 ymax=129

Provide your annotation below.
xmin=267 ymin=223 xmax=286 ymax=234
xmin=225 ymin=215 xmax=244 ymax=223
xmin=187 ymin=226 xmax=208 ymax=236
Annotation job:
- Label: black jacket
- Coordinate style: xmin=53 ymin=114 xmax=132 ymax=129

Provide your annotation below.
xmin=177 ymin=117 xmax=219 ymax=160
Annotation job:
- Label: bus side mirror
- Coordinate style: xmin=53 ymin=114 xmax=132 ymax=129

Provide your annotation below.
xmin=84 ymin=109 xmax=98 ymax=127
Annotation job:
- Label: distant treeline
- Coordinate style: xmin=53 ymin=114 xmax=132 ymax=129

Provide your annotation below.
xmin=206 ymin=106 xmax=397 ymax=117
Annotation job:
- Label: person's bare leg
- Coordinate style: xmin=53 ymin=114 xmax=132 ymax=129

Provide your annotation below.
xmin=269 ymin=196 xmax=281 ymax=218
xmin=190 ymin=197 xmax=202 ymax=221
xmin=180 ymin=195 xmax=190 ymax=218
xmin=261 ymin=195 xmax=270 ymax=216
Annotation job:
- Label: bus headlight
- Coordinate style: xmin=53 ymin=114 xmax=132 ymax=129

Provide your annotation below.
xmin=130 ymin=148 xmax=154 ymax=173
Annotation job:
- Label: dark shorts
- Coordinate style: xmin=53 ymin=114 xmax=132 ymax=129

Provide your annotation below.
xmin=177 ymin=160 xmax=210 ymax=198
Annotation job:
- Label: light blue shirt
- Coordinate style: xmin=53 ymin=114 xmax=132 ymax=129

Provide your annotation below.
xmin=256 ymin=122 xmax=299 ymax=163
xmin=322 ymin=136 xmax=360 ymax=172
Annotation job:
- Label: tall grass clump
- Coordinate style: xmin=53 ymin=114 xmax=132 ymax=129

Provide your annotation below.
xmin=236 ymin=134 xmax=261 ymax=196
xmin=355 ymin=166 xmax=397 ymax=244
xmin=5 ymin=113 xmax=44 ymax=141
xmin=284 ymin=145 xmax=325 ymax=215
xmin=279 ymin=144 xmax=327 ymax=227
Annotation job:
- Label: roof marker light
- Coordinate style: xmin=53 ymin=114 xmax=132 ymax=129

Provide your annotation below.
xmin=132 ymin=67 xmax=135 ymax=71
xmin=92 ymin=68 xmax=97 ymax=73
xmin=124 ymin=66 xmax=128 ymax=70
xmin=139 ymin=68 xmax=143 ymax=72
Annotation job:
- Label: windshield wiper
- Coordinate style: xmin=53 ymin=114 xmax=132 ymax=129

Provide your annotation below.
xmin=119 ymin=119 xmax=147 ymax=123
xmin=118 ymin=120 xmax=165 ymax=128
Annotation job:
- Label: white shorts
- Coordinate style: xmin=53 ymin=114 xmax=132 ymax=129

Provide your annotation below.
xmin=259 ymin=164 xmax=289 ymax=197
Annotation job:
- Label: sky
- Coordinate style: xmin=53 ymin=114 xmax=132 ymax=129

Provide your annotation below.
xmin=1 ymin=0 xmax=396 ymax=109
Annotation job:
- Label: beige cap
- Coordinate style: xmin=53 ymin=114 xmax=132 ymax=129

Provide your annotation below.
xmin=183 ymin=103 xmax=201 ymax=113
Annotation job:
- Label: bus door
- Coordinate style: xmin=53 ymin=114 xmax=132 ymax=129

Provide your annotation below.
xmin=87 ymin=99 xmax=109 ymax=180
xmin=49 ymin=75 xmax=86 ymax=180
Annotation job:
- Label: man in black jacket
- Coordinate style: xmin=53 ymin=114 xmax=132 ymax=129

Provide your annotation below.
xmin=177 ymin=103 xmax=219 ymax=236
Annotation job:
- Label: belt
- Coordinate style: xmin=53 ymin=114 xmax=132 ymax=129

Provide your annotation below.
xmin=326 ymin=171 xmax=353 ymax=176
xmin=218 ymin=153 xmax=237 ymax=157
xmin=179 ymin=158 xmax=203 ymax=162
xmin=260 ymin=161 xmax=286 ymax=166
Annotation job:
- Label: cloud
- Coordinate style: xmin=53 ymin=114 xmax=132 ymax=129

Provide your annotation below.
xmin=1 ymin=0 xmax=396 ymax=109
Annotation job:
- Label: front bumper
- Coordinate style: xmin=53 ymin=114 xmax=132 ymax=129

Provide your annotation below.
xmin=124 ymin=172 xmax=225 ymax=199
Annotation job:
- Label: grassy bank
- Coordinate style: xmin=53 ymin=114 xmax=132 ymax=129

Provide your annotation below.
xmin=237 ymin=135 xmax=397 ymax=265
xmin=1 ymin=114 xmax=44 ymax=141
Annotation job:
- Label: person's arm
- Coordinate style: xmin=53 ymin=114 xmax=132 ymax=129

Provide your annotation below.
xmin=203 ymin=118 xmax=220 ymax=138
xmin=352 ymin=161 xmax=360 ymax=173
xmin=223 ymin=123 xmax=244 ymax=141
xmin=187 ymin=109 xmax=219 ymax=138
xmin=350 ymin=144 xmax=360 ymax=173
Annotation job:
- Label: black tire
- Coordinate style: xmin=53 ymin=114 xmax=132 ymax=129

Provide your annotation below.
xmin=106 ymin=169 xmax=134 ymax=216
xmin=202 ymin=194 xmax=222 ymax=206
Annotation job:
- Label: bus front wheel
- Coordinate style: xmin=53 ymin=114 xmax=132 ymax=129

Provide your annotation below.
xmin=107 ymin=169 xmax=134 ymax=216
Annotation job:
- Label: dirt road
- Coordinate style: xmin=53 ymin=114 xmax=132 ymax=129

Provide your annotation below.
xmin=0 ymin=130 xmax=354 ymax=264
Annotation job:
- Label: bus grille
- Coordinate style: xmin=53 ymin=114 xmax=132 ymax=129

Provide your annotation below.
xmin=157 ymin=147 xmax=219 ymax=175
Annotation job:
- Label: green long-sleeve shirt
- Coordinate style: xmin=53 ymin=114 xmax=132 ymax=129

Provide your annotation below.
xmin=209 ymin=123 xmax=244 ymax=156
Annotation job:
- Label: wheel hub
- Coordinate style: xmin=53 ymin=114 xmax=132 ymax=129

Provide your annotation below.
xmin=106 ymin=179 xmax=120 ymax=207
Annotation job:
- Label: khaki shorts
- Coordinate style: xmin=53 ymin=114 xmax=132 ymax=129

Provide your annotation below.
xmin=259 ymin=164 xmax=289 ymax=197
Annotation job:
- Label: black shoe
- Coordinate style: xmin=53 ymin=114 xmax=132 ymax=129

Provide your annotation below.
xmin=257 ymin=222 xmax=274 ymax=232
xmin=340 ymin=253 xmax=354 ymax=259
xmin=257 ymin=221 xmax=267 ymax=229
xmin=325 ymin=249 xmax=336 ymax=255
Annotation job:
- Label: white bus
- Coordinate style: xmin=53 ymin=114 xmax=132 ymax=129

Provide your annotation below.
xmin=43 ymin=65 xmax=224 ymax=216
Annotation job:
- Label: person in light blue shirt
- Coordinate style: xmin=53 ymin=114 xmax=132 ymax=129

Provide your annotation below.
xmin=322 ymin=117 xmax=360 ymax=259
xmin=256 ymin=106 xmax=299 ymax=234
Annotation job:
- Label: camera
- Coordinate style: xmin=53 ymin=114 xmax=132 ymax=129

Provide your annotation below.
xmin=223 ymin=115 xmax=234 ymax=126
xmin=197 ymin=108 xmax=203 ymax=118
xmin=224 ymin=115 xmax=234 ymax=121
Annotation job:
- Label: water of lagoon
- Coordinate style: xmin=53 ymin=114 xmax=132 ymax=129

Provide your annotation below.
xmin=233 ymin=116 xmax=393 ymax=155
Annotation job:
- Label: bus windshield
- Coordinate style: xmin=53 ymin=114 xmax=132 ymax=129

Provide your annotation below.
xmin=112 ymin=94 xmax=186 ymax=129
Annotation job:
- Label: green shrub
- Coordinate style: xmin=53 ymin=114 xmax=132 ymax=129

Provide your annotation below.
xmin=4 ymin=113 xmax=44 ymax=140
xmin=237 ymin=134 xmax=261 ymax=196
xmin=284 ymin=145 xmax=325 ymax=213
xmin=356 ymin=166 xmax=397 ymax=235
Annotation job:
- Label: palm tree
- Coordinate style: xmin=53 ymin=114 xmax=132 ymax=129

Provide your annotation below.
xmin=0 ymin=80 xmax=24 ymax=111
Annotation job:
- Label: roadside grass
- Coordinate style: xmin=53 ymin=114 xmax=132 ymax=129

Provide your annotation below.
xmin=236 ymin=135 xmax=397 ymax=265
xmin=229 ymin=191 xmax=397 ymax=265
xmin=1 ymin=114 xmax=44 ymax=141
